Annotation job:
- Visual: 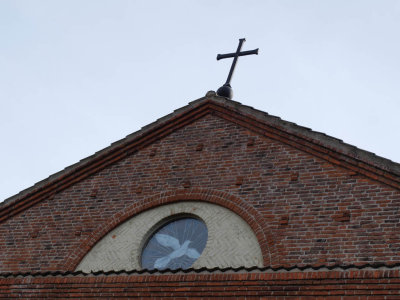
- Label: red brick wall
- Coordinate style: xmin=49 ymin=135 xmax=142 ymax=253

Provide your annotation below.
xmin=1 ymin=113 xmax=400 ymax=272
xmin=1 ymin=269 xmax=399 ymax=298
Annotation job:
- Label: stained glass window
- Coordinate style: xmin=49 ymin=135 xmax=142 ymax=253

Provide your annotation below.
xmin=141 ymin=217 xmax=208 ymax=270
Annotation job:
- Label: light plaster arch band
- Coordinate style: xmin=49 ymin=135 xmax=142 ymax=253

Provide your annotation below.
xmin=76 ymin=201 xmax=263 ymax=272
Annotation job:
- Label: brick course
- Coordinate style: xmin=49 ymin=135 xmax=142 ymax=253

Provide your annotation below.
xmin=0 ymin=269 xmax=399 ymax=298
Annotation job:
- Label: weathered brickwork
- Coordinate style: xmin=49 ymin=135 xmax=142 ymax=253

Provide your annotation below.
xmin=1 ymin=98 xmax=400 ymax=275
xmin=1 ymin=269 xmax=400 ymax=298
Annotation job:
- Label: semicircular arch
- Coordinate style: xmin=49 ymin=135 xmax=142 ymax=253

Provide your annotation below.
xmin=64 ymin=188 xmax=279 ymax=271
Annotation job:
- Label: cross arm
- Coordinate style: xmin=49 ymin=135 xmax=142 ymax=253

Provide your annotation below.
xmin=238 ymin=48 xmax=259 ymax=56
xmin=216 ymin=48 xmax=259 ymax=60
xmin=217 ymin=53 xmax=236 ymax=60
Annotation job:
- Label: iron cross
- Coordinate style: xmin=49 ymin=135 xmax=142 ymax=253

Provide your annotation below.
xmin=216 ymin=38 xmax=258 ymax=99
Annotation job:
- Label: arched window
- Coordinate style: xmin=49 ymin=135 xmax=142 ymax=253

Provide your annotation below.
xmin=141 ymin=217 xmax=208 ymax=270
xmin=76 ymin=201 xmax=263 ymax=272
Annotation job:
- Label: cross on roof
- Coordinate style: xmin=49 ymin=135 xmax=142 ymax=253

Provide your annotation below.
xmin=216 ymin=38 xmax=259 ymax=99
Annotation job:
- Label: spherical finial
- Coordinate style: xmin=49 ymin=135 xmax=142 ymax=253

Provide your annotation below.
xmin=216 ymin=84 xmax=233 ymax=99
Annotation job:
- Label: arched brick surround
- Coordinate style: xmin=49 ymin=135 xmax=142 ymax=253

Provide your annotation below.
xmin=64 ymin=188 xmax=278 ymax=271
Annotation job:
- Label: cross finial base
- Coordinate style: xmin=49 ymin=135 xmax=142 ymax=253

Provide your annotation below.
xmin=216 ymin=83 xmax=233 ymax=99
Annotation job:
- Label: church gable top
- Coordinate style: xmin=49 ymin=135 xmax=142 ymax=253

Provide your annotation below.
xmin=1 ymin=91 xmax=400 ymax=221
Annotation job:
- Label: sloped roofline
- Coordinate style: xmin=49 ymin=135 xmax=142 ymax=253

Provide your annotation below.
xmin=1 ymin=91 xmax=400 ymax=222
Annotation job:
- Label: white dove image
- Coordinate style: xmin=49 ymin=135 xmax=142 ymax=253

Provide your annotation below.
xmin=153 ymin=233 xmax=201 ymax=269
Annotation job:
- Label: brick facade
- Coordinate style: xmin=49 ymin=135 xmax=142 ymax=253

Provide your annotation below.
xmin=1 ymin=93 xmax=400 ymax=296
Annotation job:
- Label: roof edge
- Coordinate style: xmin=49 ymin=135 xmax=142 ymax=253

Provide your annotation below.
xmin=205 ymin=93 xmax=400 ymax=177
xmin=1 ymin=91 xmax=399 ymax=220
xmin=0 ymin=93 xmax=212 ymax=209
xmin=1 ymin=262 xmax=400 ymax=278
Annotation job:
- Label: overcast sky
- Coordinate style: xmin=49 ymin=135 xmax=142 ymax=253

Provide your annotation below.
xmin=1 ymin=0 xmax=399 ymax=202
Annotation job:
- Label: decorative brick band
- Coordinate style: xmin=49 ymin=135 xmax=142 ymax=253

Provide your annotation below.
xmin=63 ymin=188 xmax=278 ymax=271
xmin=1 ymin=269 xmax=399 ymax=298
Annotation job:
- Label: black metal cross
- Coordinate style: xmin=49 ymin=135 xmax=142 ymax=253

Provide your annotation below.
xmin=216 ymin=38 xmax=259 ymax=99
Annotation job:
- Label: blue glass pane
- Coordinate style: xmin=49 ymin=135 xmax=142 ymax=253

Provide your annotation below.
xmin=141 ymin=218 xmax=208 ymax=270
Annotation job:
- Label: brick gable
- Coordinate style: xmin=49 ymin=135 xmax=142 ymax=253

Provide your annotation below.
xmin=1 ymin=93 xmax=400 ymax=296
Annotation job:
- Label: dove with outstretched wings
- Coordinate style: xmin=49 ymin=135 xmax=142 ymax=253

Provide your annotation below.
xmin=153 ymin=234 xmax=201 ymax=269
